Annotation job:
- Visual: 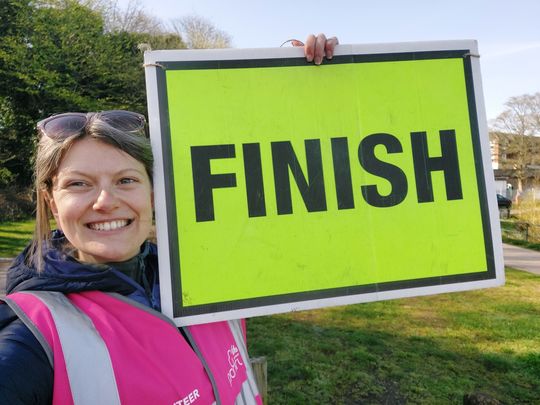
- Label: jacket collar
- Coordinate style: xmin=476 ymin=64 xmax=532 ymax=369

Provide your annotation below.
xmin=6 ymin=230 xmax=157 ymax=298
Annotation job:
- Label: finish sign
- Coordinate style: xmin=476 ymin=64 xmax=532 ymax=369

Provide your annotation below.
xmin=144 ymin=41 xmax=504 ymax=326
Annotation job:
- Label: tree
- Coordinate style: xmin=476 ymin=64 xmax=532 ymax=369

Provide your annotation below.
xmin=170 ymin=14 xmax=232 ymax=49
xmin=490 ymin=92 xmax=540 ymax=191
xmin=0 ymin=0 xmax=45 ymax=186
xmin=84 ymin=0 xmax=164 ymax=35
xmin=82 ymin=0 xmax=184 ymax=50
xmin=0 ymin=0 xmax=184 ymax=187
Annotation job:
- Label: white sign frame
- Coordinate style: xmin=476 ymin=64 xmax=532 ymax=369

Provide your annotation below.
xmin=144 ymin=40 xmax=504 ymax=326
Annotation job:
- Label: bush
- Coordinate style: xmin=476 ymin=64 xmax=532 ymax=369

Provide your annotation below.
xmin=511 ymin=196 xmax=540 ymax=243
xmin=0 ymin=187 xmax=34 ymax=222
xmin=0 ymin=167 xmax=14 ymax=188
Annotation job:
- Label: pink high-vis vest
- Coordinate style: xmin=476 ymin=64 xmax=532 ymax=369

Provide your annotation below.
xmin=5 ymin=291 xmax=262 ymax=405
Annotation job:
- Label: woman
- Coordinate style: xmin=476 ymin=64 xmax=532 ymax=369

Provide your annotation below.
xmin=0 ymin=35 xmax=338 ymax=404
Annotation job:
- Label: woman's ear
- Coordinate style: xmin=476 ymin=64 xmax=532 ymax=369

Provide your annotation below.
xmin=43 ymin=190 xmax=59 ymax=222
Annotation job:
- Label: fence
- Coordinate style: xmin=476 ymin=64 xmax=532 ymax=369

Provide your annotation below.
xmin=500 ymin=220 xmax=540 ymax=243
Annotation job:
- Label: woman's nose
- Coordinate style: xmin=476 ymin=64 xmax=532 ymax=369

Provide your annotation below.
xmin=93 ymin=188 xmax=119 ymax=211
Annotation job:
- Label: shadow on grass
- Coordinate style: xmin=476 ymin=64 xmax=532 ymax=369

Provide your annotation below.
xmin=0 ymin=228 xmax=34 ymax=236
xmin=0 ymin=235 xmax=29 ymax=258
xmin=247 ymin=314 xmax=540 ymax=404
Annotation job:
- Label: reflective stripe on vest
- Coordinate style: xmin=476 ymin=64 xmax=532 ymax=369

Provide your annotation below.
xmin=9 ymin=291 xmax=121 ymax=404
xmin=6 ymin=291 xmax=261 ymax=405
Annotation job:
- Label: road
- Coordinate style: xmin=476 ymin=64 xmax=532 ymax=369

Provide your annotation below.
xmin=0 ymin=259 xmax=11 ymax=298
xmin=502 ymin=243 xmax=540 ymax=275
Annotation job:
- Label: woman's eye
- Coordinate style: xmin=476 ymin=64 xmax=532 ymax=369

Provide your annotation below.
xmin=119 ymin=178 xmax=137 ymax=185
xmin=67 ymin=181 xmax=87 ymax=188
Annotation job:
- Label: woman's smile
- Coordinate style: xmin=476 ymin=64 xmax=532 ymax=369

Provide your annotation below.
xmin=86 ymin=219 xmax=133 ymax=231
xmin=49 ymin=138 xmax=153 ymax=263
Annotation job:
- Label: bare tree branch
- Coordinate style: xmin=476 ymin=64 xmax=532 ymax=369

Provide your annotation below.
xmin=82 ymin=0 xmax=165 ymax=34
xmin=169 ymin=14 xmax=232 ymax=49
xmin=491 ymin=92 xmax=540 ymax=191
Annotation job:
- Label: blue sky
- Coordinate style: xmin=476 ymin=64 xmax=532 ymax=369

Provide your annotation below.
xmin=122 ymin=0 xmax=540 ymax=121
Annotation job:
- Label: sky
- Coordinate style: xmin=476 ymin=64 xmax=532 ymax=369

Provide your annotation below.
xmin=120 ymin=0 xmax=540 ymax=121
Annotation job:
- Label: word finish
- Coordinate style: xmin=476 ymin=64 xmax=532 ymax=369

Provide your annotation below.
xmin=190 ymin=129 xmax=462 ymax=222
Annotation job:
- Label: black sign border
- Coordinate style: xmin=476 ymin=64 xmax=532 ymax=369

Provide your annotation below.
xmin=154 ymin=49 xmax=495 ymax=318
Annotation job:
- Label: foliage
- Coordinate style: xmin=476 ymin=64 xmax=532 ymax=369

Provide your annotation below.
xmin=0 ymin=187 xmax=34 ymax=222
xmin=0 ymin=0 xmax=185 ymax=187
xmin=502 ymin=236 xmax=540 ymax=252
xmin=0 ymin=167 xmax=15 ymax=189
xmin=248 ymin=269 xmax=540 ymax=404
xmin=0 ymin=0 xmax=232 ymax=189
xmin=511 ymin=196 xmax=540 ymax=242
xmin=0 ymin=0 xmax=37 ymax=186
xmin=517 ymin=192 xmax=540 ymax=214
xmin=501 ymin=197 xmax=540 ymax=244
xmin=490 ymin=92 xmax=540 ymax=191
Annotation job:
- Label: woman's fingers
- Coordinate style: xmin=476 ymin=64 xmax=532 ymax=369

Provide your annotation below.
xmin=313 ymin=33 xmax=327 ymax=65
xmin=303 ymin=34 xmax=339 ymax=64
xmin=288 ymin=34 xmax=340 ymax=65
xmin=304 ymin=34 xmax=317 ymax=63
xmin=324 ymin=36 xmax=339 ymax=60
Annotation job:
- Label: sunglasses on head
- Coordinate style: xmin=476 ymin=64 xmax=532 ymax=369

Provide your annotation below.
xmin=37 ymin=110 xmax=147 ymax=140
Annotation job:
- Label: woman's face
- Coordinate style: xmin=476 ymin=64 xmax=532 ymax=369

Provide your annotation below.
xmin=48 ymin=137 xmax=153 ymax=263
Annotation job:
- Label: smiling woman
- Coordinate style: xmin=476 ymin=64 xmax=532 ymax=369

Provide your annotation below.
xmin=0 ymin=35 xmax=338 ymax=404
xmin=0 ymin=110 xmax=263 ymax=404
xmin=48 ymin=138 xmax=154 ymax=264
xmin=31 ymin=110 xmax=154 ymax=271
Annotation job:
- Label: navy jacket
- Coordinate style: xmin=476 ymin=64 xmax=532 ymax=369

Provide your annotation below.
xmin=0 ymin=231 xmax=159 ymax=404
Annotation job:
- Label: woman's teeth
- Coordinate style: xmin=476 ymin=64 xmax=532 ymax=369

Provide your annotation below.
xmin=88 ymin=220 xmax=129 ymax=231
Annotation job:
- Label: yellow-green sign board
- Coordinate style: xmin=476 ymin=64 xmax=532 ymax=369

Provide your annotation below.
xmin=144 ymin=41 xmax=504 ymax=326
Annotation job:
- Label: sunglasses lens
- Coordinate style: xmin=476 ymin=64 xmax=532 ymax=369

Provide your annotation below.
xmin=39 ymin=114 xmax=87 ymax=139
xmin=100 ymin=111 xmax=146 ymax=133
xmin=38 ymin=110 xmax=147 ymax=140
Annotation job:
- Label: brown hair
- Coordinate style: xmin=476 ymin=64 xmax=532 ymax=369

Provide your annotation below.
xmin=28 ymin=112 xmax=153 ymax=271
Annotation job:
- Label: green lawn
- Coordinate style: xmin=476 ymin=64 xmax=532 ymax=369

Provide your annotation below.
xmin=247 ymin=269 xmax=540 ymax=404
xmin=2 ymin=220 xmax=539 ymax=403
xmin=0 ymin=219 xmax=34 ymax=257
xmin=502 ymin=236 xmax=540 ymax=252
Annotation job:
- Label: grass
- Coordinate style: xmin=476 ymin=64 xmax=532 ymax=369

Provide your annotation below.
xmin=502 ymin=236 xmax=540 ymax=252
xmin=1 ymin=220 xmax=539 ymax=402
xmin=0 ymin=219 xmax=35 ymax=257
xmin=247 ymin=269 xmax=540 ymax=404
xmin=500 ymin=219 xmax=540 ymax=251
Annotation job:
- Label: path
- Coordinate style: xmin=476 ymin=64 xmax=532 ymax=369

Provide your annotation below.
xmin=0 ymin=259 xmax=11 ymax=299
xmin=502 ymin=243 xmax=540 ymax=275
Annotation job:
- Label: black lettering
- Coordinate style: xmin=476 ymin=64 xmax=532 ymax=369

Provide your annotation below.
xmin=411 ymin=130 xmax=463 ymax=203
xmin=242 ymin=143 xmax=266 ymax=217
xmin=331 ymin=137 xmax=355 ymax=210
xmin=271 ymin=140 xmax=327 ymax=215
xmin=191 ymin=145 xmax=237 ymax=222
xmin=358 ymin=133 xmax=408 ymax=207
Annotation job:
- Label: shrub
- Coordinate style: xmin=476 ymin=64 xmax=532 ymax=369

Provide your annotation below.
xmin=514 ymin=195 xmax=540 ymax=242
xmin=0 ymin=187 xmax=34 ymax=222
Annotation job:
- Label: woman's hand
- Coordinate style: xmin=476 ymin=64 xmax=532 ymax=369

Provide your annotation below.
xmin=291 ymin=34 xmax=339 ymax=65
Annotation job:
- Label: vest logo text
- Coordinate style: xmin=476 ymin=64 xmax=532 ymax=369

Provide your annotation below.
xmin=227 ymin=344 xmax=244 ymax=386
